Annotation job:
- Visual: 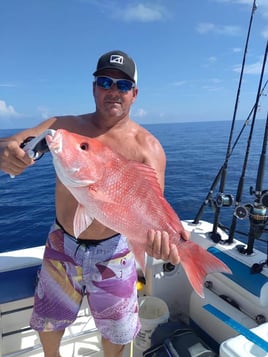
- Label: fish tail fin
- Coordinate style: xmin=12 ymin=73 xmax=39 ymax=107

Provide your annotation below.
xmin=180 ymin=241 xmax=232 ymax=298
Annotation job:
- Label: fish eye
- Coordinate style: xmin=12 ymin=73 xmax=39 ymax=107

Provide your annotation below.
xmin=80 ymin=142 xmax=89 ymax=151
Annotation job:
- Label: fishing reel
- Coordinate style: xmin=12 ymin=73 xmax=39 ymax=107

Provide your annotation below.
xmin=249 ymin=187 xmax=268 ymax=207
xmin=261 ymin=191 xmax=268 ymax=207
xmin=234 ymin=202 xmax=268 ymax=225
xmin=215 ymin=193 xmax=234 ymax=208
xmin=249 ymin=203 xmax=268 ymax=226
xmin=234 ymin=204 xmax=251 ymax=220
xmin=234 ymin=187 xmax=268 ymax=221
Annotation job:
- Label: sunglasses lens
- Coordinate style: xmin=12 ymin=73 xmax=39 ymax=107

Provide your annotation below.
xmin=96 ymin=77 xmax=113 ymax=89
xmin=96 ymin=77 xmax=134 ymax=92
xmin=117 ymin=80 xmax=134 ymax=92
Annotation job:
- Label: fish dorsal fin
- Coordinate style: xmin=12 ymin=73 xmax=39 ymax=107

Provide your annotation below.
xmin=73 ymin=204 xmax=94 ymax=238
xmin=124 ymin=160 xmax=163 ymax=197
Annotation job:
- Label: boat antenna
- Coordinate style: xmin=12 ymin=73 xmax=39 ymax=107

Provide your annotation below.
xmin=209 ymin=0 xmax=257 ymax=242
xmin=193 ymin=79 xmax=268 ymax=224
xmin=228 ymin=40 xmax=268 ymax=246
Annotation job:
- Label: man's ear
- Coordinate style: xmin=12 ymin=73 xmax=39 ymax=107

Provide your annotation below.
xmin=92 ymin=81 xmax=96 ymax=96
xmin=132 ymin=88 xmax=138 ymax=103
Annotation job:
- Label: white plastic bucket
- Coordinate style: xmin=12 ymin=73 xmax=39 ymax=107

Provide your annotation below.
xmin=135 ymin=296 xmax=169 ymax=351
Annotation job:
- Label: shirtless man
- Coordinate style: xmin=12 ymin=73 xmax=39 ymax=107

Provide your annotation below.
xmin=0 ymin=50 xmax=185 ymax=357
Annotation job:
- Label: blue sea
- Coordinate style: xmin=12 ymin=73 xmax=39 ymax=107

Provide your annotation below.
xmin=1 ymin=120 xmax=267 ymax=253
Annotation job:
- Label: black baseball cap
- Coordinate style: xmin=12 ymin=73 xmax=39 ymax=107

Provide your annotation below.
xmin=93 ymin=50 xmax=138 ymax=84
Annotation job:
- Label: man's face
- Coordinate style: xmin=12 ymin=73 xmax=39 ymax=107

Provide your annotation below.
xmin=93 ymin=69 xmax=138 ymax=119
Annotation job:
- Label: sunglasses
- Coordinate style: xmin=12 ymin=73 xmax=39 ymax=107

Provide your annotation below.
xmin=95 ymin=76 xmax=135 ymax=92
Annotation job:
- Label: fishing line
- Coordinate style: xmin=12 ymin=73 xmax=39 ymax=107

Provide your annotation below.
xmin=209 ymin=0 xmax=258 ymax=242
xmin=228 ymin=40 xmax=268 ymax=247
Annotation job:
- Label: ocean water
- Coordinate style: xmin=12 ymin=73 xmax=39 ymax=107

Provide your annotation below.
xmin=0 ymin=120 xmax=267 ymax=253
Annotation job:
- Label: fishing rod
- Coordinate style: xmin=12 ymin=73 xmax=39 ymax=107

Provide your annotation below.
xmin=228 ymin=40 xmax=268 ymax=247
xmin=236 ymin=111 xmax=268 ymax=257
xmin=209 ymin=0 xmax=257 ymax=242
xmin=193 ymin=79 xmax=268 ymax=224
xmin=254 ymin=113 xmax=268 ymax=200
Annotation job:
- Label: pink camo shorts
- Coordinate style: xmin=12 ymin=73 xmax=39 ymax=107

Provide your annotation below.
xmin=30 ymin=221 xmax=140 ymax=344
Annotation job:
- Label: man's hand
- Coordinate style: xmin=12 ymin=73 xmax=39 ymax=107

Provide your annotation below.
xmin=0 ymin=140 xmax=34 ymax=176
xmin=146 ymin=229 xmax=190 ymax=265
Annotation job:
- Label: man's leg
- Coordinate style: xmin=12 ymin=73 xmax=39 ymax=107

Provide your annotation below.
xmin=102 ymin=337 xmax=125 ymax=357
xmin=86 ymin=236 xmax=140 ymax=355
xmin=38 ymin=330 xmax=65 ymax=357
xmin=30 ymin=227 xmax=85 ymax=357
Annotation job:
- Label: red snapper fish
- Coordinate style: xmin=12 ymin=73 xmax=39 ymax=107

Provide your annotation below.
xmin=46 ymin=129 xmax=231 ymax=297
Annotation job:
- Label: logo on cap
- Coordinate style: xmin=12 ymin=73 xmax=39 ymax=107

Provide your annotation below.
xmin=110 ymin=55 xmax=124 ymax=65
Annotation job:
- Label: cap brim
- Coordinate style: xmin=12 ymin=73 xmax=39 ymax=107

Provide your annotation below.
xmin=93 ymin=68 xmax=135 ymax=83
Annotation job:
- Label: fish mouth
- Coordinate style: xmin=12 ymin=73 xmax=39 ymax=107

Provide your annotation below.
xmin=46 ymin=132 xmax=62 ymax=155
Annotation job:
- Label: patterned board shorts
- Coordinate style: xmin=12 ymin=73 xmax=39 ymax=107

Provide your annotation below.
xmin=30 ymin=221 xmax=141 ymax=345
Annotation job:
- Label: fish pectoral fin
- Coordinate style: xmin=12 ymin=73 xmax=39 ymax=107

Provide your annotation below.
xmin=73 ymin=204 xmax=94 ymax=238
xmin=89 ymin=186 xmax=115 ymax=203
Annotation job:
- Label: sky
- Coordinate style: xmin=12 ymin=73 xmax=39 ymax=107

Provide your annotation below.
xmin=0 ymin=0 xmax=268 ymax=129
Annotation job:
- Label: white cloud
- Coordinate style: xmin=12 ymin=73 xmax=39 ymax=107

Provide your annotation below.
xmin=171 ymin=80 xmax=186 ymax=87
xmin=196 ymin=23 xmax=215 ymax=34
xmin=202 ymin=85 xmax=223 ymax=92
xmin=80 ymin=0 xmax=169 ymax=22
xmin=212 ymin=0 xmax=253 ymax=6
xmin=196 ymin=22 xmax=241 ymax=36
xmin=0 ymin=83 xmax=17 ymax=88
xmin=201 ymin=56 xmax=217 ymax=69
xmin=233 ymin=57 xmax=268 ymax=74
xmin=37 ymin=106 xmax=51 ymax=120
xmin=261 ymin=27 xmax=268 ymax=39
xmin=118 ymin=4 xmax=169 ymax=22
xmin=212 ymin=0 xmax=268 ymax=18
xmin=208 ymin=56 xmax=217 ymax=64
xmin=233 ymin=47 xmax=242 ymax=53
xmin=0 ymin=100 xmax=19 ymax=117
xmin=209 ymin=78 xmax=222 ymax=84
xmin=237 ymin=0 xmax=268 ymax=19
xmin=0 ymin=100 xmax=23 ymax=129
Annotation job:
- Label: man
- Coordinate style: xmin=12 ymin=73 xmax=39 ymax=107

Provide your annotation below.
xmin=0 ymin=50 xmax=186 ymax=357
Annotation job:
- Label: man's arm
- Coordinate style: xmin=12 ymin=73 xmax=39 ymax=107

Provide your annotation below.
xmin=141 ymin=133 xmax=189 ymax=265
xmin=142 ymin=135 xmax=166 ymax=192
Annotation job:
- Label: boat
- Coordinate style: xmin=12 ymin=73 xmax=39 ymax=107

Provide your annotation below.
xmin=1 ymin=1 xmax=268 ymax=356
